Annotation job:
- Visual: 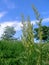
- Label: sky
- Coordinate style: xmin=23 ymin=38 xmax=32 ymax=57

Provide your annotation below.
xmin=0 ymin=0 xmax=49 ymax=38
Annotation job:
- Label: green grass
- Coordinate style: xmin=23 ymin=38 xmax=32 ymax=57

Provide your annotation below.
xmin=0 ymin=40 xmax=49 ymax=65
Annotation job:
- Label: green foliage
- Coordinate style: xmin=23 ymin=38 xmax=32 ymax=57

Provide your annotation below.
xmin=2 ymin=26 xmax=16 ymax=40
xmin=0 ymin=41 xmax=49 ymax=65
xmin=34 ymin=26 xmax=49 ymax=42
xmin=0 ymin=40 xmax=25 ymax=65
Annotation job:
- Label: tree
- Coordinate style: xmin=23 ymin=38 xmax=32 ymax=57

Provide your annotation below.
xmin=2 ymin=26 xmax=16 ymax=40
xmin=34 ymin=26 xmax=49 ymax=42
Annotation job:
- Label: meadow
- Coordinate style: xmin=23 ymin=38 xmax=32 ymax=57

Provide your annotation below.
xmin=0 ymin=40 xmax=49 ymax=65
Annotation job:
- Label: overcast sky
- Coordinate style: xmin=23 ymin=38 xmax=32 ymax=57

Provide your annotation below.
xmin=0 ymin=0 xmax=49 ymax=38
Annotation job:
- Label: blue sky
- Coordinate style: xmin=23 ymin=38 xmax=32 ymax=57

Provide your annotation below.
xmin=0 ymin=0 xmax=49 ymax=38
xmin=0 ymin=0 xmax=49 ymax=21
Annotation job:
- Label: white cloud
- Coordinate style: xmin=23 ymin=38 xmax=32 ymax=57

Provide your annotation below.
xmin=43 ymin=18 xmax=49 ymax=22
xmin=0 ymin=17 xmax=49 ymax=37
xmin=0 ymin=19 xmax=41 ymax=37
xmin=31 ymin=20 xmax=38 ymax=25
xmin=0 ymin=21 xmax=22 ymax=37
xmin=0 ymin=20 xmax=35 ymax=37
xmin=31 ymin=17 xmax=49 ymax=25
xmin=0 ymin=12 xmax=7 ymax=18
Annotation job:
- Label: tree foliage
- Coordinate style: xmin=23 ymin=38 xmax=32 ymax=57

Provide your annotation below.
xmin=2 ymin=26 xmax=16 ymax=40
xmin=34 ymin=26 xmax=49 ymax=42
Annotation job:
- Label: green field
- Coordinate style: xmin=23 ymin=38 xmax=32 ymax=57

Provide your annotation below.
xmin=0 ymin=40 xmax=49 ymax=65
